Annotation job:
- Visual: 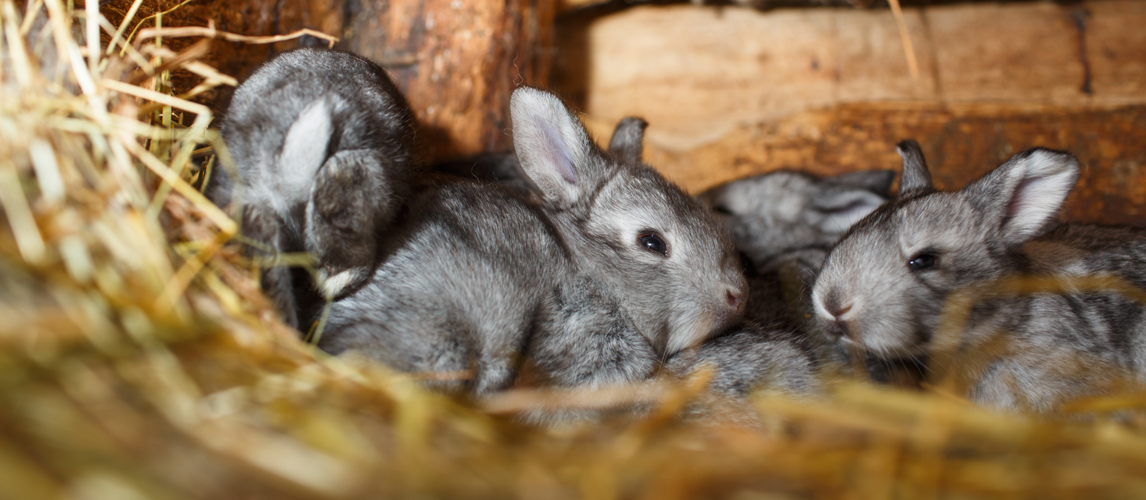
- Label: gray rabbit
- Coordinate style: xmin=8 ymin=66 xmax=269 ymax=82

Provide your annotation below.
xmin=209 ymin=48 xmax=418 ymax=328
xmin=700 ymin=170 xmax=895 ymax=275
xmin=699 ymin=170 xmax=892 ymax=328
xmin=320 ymin=87 xmax=747 ymax=395
xmin=697 ymin=169 xmax=905 ymax=384
xmin=812 ymin=140 xmax=1146 ymax=412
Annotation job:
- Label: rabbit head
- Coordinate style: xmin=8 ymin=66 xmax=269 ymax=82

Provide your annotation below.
xmin=700 ymin=169 xmax=893 ymax=271
xmin=811 ymin=141 xmax=1080 ymax=359
xmin=510 ymin=87 xmax=747 ymax=357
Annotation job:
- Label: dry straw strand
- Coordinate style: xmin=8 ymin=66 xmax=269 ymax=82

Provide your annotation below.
xmin=887 ymin=0 xmax=920 ymax=79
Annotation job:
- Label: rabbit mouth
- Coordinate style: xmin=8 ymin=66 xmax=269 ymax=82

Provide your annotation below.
xmin=665 ymin=309 xmax=718 ymax=356
xmin=838 ymin=335 xmax=863 ymax=348
xmin=858 ymin=330 xmax=931 ymax=360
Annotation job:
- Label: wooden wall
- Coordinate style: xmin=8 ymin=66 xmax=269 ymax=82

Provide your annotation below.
xmin=554 ymin=1 xmax=1146 ymax=224
xmin=94 ymin=0 xmax=1146 ymax=224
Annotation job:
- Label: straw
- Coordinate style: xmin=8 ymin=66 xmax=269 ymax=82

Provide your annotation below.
xmin=2 ymin=2 xmax=1146 ymax=499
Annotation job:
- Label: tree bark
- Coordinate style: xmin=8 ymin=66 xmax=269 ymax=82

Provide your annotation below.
xmin=342 ymin=0 xmax=557 ymax=162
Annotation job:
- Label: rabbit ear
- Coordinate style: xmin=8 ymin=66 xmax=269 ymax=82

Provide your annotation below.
xmin=280 ymin=98 xmax=335 ymax=197
xmin=607 ymin=117 xmax=648 ymax=163
xmin=810 ymin=187 xmax=888 ymax=234
xmin=511 ymin=87 xmax=605 ymax=206
xmin=896 ymin=140 xmax=934 ymax=196
xmin=964 ymin=148 xmax=1080 ymax=246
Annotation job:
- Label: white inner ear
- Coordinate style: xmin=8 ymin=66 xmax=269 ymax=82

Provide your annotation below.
xmin=510 ymin=88 xmax=589 ymax=204
xmin=280 ymin=99 xmax=333 ymax=201
xmin=1002 ymin=150 xmax=1078 ymax=241
xmin=536 ymin=119 xmax=577 ymax=185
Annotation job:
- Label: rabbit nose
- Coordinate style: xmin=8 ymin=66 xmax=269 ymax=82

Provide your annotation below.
xmin=830 ymin=303 xmax=853 ymax=318
xmin=823 ymin=292 xmax=853 ymax=319
xmin=726 ymin=289 xmax=743 ymax=310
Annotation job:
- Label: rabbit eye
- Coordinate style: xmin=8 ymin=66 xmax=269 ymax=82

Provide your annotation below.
xmin=908 ymin=253 xmax=937 ymax=271
xmin=638 ymin=232 xmax=669 ymax=257
xmin=713 ymin=205 xmax=734 ymax=215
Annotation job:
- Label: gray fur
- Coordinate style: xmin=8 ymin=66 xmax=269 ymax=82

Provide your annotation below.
xmin=896 ymin=139 xmax=934 ymax=196
xmin=209 ymin=48 xmax=418 ymax=327
xmin=658 ymin=170 xmax=895 ymax=401
xmin=666 ymin=322 xmax=821 ymax=397
xmin=699 ymin=170 xmax=895 ymax=381
xmin=813 ymin=142 xmax=1146 ymax=412
xmin=606 ymin=117 xmax=648 ymax=163
xmin=432 ymin=152 xmax=540 ymax=195
xmin=321 ymin=88 xmax=747 ymax=394
xmin=700 ymin=169 xmax=895 ymax=274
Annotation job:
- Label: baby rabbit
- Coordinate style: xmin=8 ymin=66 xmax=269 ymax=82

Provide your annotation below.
xmin=813 ymin=140 xmax=1146 ymax=412
xmin=699 ymin=170 xmax=898 ymax=379
xmin=210 ymin=48 xmax=418 ymax=328
xmin=320 ymin=87 xmax=747 ymax=395
xmin=700 ymin=169 xmax=895 ymax=274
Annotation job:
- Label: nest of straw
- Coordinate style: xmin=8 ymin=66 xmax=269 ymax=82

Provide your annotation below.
xmin=2 ymin=2 xmax=1146 ymax=499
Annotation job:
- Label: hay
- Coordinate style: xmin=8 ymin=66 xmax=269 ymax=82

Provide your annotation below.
xmin=2 ymin=2 xmax=1146 ymax=499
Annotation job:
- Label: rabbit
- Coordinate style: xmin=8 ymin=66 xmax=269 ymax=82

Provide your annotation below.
xmin=811 ymin=140 xmax=1146 ymax=413
xmin=698 ymin=170 xmax=893 ymax=328
xmin=208 ymin=47 xmax=418 ymax=328
xmin=699 ymin=169 xmax=895 ymax=275
xmin=447 ymin=117 xmax=828 ymax=402
xmin=698 ymin=170 xmax=909 ymax=382
xmin=433 ymin=116 xmax=649 ymax=196
xmin=319 ymin=87 xmax=748 ymax=395
xmin=656 ymin=320 xmax=823 ymax=430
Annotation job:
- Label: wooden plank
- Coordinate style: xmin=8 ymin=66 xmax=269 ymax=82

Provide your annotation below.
xmin=926 ymin=3 xmax=1083 ymax=102
xmin=565 ymin=2 xmax=1146 ymax=152
xmin=583 ymin=103 xmax=1146 ymax=225
xmin=560 ymin=1 xmax=1146 ymax=223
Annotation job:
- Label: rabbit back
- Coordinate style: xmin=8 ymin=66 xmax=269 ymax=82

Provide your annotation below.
xmin=217 ymin=48 xmax=415 ymax=213
xmin=666 ymin=322 xmax=821 ymax=397
xmin=321 ymin=181 xmax=572 ymax=393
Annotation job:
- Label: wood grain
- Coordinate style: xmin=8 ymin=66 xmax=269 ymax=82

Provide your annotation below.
xmin=562 ymin=1 xmax=1146 ymax=224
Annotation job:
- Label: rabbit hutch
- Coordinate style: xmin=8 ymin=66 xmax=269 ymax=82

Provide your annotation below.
xmin=3 ymin=0 xmax=1146 ymax=498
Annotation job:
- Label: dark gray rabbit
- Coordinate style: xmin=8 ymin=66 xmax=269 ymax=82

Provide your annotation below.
xmin=320 ymin=87 xmax=747 ymax=395
xmin=813 ymin=140 xmax=1146 ymax=412
xmin=210 ymin=48 xmax=418 ymax=328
